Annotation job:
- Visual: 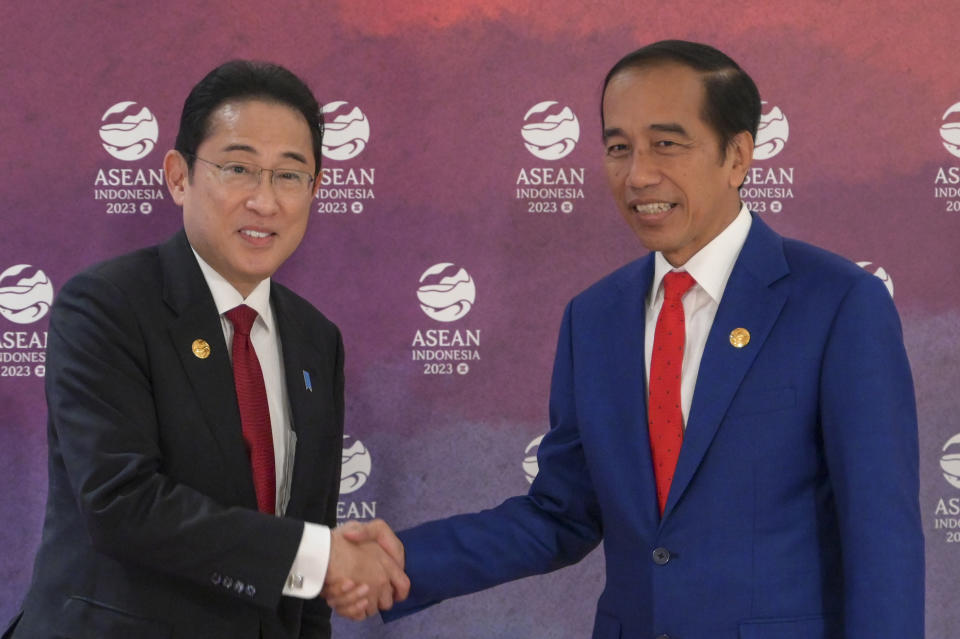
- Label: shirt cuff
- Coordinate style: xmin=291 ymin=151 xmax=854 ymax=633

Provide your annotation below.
xmin=282 ymin=522 xmax=330 ymax=599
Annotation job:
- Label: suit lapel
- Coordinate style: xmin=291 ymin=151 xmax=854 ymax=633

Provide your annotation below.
xmin=661 ymin=215 xmax=790 ymax=521
xmin=271 ymin=286 xmax=327 ymax=517
xmin=160 ymin=231 xmax=258 ymax=509
xmin=608 ymin=257 xmax=661 ymax=527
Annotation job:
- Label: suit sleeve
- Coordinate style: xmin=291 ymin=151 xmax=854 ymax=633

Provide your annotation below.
xmin=819 ymin=274 xmax=924 ymax=636
xmin=384 ymin=300 xmax=603 ymax=620
xmin=46 ymin=271 xmax=304 ymax=610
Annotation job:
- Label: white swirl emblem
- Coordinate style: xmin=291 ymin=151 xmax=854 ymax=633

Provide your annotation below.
xmin=99 ymin=101 xmax=158 ymax=161
xmin=340 ymin=436 xmax=372 ymax=494
xmin=941 ymin=434 xmax=960 ymax=489
xmin=856 ymin=262 xmax=894 ymax=298
xmin=521 ymin=101 xmax=580 ymax=161
xmin=417 ymin=263 xmax=476 ymax=322
xmin=940 ymin=102 xmax=960 ymax=159
xmin=523 ymin=435 xmax=544 ymax=484
xmin=753 ymin=102 xmax=789 ymax=161
xmin=321 ymin=101 xmax=370 ymax=161
xmin=0 ymin=265 xmax=54 ymax=325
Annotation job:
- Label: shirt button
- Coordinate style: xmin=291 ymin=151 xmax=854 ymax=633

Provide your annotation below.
xmin=652 ymin=547 xmax=671 ymax=565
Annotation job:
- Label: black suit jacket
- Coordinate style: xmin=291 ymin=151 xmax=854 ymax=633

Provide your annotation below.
xmin=7 ymin=231 xmax=344 ymax=639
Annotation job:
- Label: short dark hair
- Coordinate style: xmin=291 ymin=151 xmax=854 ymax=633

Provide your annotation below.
xmin=601 ymin=40 xmax=761 ymax=157
xmin=174 ymin=60 xmax=324 ymax=176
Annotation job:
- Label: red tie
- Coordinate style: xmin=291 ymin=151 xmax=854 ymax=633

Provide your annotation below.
xmin=226 ymin=305 xmax=276 ymax=515
xmin=648 ymin=271 xmax=696 ymax=516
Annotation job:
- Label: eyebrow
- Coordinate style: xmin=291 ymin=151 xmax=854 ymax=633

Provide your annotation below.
xmin=602 ymin=123 xmax=692 ymax=141
xmin=221 ymin=143 xmax=309 ymax=166
xmin=649 ymin=123 xmax=690 ymax=137
xmin=602 ymin=127 xmax=625 ymax=141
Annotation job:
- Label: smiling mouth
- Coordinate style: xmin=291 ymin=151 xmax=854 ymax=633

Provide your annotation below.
xmin=632 ymin=202 xmax=675 ymax=215
xmin=240 ymin=229 xmax=273 ymax=239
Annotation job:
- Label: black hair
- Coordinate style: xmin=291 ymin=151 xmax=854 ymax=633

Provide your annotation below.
xmin=174 ymin=60 xmax=323 ymax=176
xmin=601 ymin=40 xmax=761 ymax=157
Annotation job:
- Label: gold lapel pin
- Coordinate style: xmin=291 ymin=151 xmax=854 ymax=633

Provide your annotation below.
xmin=729 ymin=328 xmax=750 ymax=348
xmin=192 ymin=339 xmax=211 ymax=359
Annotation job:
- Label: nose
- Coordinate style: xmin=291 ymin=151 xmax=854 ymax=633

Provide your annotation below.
xmin=245 ymin=170 xmax=280 ymax=216
xmin=626 ymin=150 xmax=662 ymax=190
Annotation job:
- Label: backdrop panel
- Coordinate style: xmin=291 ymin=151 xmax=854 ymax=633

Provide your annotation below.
xmin=1 ymin=2 xmax=958 ymax=637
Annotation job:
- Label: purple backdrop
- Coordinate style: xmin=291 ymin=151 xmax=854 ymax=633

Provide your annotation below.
xmin=2 ymin=2 xmax=959 ymax=637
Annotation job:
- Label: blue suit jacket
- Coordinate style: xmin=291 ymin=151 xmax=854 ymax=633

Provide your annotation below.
xmin=387 ymin=214 xmax=923 ymax=639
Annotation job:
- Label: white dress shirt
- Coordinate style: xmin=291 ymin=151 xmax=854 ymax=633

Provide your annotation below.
xmin=644 ymin=204 xmax=752 ymax=427
xmin=192 ymin=250 xmax=329 ymax=599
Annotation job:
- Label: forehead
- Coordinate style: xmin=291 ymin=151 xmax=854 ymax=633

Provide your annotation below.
xmin=201 ymin=99 xmax=312 ymax=149
xmin=602 ymin=63 xmax=707 ymax=127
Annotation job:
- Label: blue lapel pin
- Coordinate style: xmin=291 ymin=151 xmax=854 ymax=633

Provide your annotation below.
xmin=302 ymin=370 xmax=312 ymax=392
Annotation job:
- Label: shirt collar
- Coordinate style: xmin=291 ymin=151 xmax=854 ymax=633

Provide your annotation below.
xmin=191 ymin=248 xmax=274 ymax=333
xmin=650 ymin=203 xmax=752 ymax=304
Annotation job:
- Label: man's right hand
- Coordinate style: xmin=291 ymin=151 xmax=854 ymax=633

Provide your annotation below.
xmin=321 ymin=519 xmax=409 ymax=620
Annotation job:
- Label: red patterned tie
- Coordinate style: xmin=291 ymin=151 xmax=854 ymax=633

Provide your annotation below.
xmin=226 ymin=305 xmax=276 ymax=515
xmin=648 ymin=271 xmax=696 ymax=516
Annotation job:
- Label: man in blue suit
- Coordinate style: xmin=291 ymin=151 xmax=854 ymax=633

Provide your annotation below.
xmin=335 ymin=40 xmax=924 ymax=638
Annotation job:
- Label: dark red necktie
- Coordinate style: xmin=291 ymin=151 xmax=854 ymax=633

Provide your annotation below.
xmin=648 ymin=271 xmax=696 ymax=516
xmin=226 ymin=305 xmax=276 ymax=515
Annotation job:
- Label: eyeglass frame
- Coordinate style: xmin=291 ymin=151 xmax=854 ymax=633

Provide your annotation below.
xmin=185 ymin=153 xmax=317 ymax=197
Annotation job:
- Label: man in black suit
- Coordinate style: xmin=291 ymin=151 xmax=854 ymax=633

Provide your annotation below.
xmin=5 ymin=60 xmax=407 ymax=639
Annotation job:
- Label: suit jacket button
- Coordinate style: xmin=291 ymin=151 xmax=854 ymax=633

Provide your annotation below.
xmin=655 ymin=635 xmax=671 ymax=639
xmin=210 ymin=572 xmax=222 ymax=585
xmin=652 ymin=547 xmax=671 ymax=565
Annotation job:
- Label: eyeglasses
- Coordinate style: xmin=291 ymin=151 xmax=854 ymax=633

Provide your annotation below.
xmin=190 ymin=155 xmax=315 ymax=198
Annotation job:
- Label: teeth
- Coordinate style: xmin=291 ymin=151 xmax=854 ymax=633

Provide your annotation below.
xmin=242 ymin=229 xmax=270 ymax=238
xmin=633 ymin=202 xmax=673 ymax=215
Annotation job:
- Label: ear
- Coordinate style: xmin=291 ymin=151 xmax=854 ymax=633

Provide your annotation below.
xmin=725 ymin=130 xmax=754 ymax=188
xmin=164 ymin=150 xmax=189 ymax=206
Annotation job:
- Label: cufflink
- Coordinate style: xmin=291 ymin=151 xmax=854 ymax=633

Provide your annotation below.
xmin=288 ymin=573 xmax=305 ymax=589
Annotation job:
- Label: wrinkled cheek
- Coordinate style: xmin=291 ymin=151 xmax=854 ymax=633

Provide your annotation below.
xmin=602 ymin=162 xmax=624 ymax=187
xmin=293 ymin=213 xmax=311 ymax=242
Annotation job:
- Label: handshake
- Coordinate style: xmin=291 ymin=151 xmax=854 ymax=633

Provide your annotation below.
xmin=321 ymin=519 xmax=409 ymax=620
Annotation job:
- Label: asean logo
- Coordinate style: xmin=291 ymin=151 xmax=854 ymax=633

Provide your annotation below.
xmin=521 ymin=101 xmax=580 ymax=161
xmin=99 ymin=102 xmax=158 ymax=161
xmin=856 ymin=262 xmax=894 ymax=298
xmin=940 ymin=102 xmax=960 ymax=159
xmin=321 ymin=101 xmax=370 ymax=161
xmin=0 ymin=265 xmax=54 ymax=324
xmin=417 ymin=263 xmax=476 ymax=322
xmin=340 ymin=435 xmax=371 ymax=494
xmin=523 ymin=435 xmax=544 ymax=484
xmin=753 ymin=102 xmax=789 ymax=161
xmin=941 ymin=434 xmax=960 ymax=489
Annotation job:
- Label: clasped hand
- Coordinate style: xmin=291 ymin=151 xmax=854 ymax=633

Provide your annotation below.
xmin=321 ymin=519 xmax=409 ymax=620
